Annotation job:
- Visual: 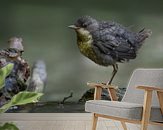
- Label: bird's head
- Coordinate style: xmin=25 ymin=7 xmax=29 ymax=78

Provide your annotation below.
xmin=69 ymin=16 xmax=98 ymax=42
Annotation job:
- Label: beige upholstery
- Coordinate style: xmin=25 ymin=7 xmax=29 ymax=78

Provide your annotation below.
xmin=86 ymin=100 xmax=163 ymax=122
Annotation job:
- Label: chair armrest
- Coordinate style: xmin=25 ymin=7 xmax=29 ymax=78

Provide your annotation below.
xmin=87 ymin=82 xmax=118 ymax=89
xmin=137 ymin=86 xmax=163 ymax=92
xmin=87 ymin=82 xmax=118 ymax=101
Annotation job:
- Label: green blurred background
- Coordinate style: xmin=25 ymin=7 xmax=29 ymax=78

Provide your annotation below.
xmin=0 ymin=0 xmax=163 ymax=102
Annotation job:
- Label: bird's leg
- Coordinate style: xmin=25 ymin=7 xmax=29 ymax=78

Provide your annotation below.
xmin=107 ymin=64 xmax=118 ymax=85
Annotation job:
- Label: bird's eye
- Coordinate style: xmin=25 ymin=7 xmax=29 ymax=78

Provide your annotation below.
xmin=82 ymin=23 xmax=87 ymax=28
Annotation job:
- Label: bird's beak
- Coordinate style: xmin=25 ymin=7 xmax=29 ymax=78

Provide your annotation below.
xmin=68 ymin=25 xmax=80 ymax=30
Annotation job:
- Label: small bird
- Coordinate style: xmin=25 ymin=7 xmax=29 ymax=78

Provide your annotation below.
xmin=69 ymin=16 xmax=152 ymax=85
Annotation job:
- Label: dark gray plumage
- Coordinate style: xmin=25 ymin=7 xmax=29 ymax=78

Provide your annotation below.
xmin=69 ymin=16 xmax=152 ymax=84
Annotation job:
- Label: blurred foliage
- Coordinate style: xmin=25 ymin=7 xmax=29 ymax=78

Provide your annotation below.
xmin=0 ymin=123 xmax=19 ymax=130
xmin=0 ymin=91 xmax=43 ymax=113
xmin=0 ymin=63 xmax=43 ymax=129
xmin=0 ymin=63 xmax=14 ymax=89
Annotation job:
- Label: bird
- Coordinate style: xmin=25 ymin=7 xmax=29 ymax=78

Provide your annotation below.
xmin=69 ymin=16 xmax=152 ymax=85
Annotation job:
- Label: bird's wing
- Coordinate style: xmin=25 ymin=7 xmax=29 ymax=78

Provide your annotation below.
xmin=92 ymin=22 xmax=137 ymax=62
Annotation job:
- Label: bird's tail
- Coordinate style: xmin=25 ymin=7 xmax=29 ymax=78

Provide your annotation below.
xmin=137 ymin=28 xmax=152 ymax=43
xmin=134 ymin=28 xmax=152 ymax=50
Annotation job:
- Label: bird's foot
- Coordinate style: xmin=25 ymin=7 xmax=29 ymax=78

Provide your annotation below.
xmin=106 ymin=81 xmax=112 ymax=86
xmin=101 ymin=81 xmax=111 ymax=85
xmin=103 ymin=82 xmax=118 ymax=89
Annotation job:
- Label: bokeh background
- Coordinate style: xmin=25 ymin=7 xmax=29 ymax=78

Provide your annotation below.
xmin=0 ymin=0 xmax=163 ymax=102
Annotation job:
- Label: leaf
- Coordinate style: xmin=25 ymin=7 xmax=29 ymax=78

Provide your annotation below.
xmin=0 ymin=102 xmax=12 ymax=113
xmin=11 ymin=91 xmax=43 ymax=105
xmin=0 ymin=91 xmax=43 ymax=113
xmin=0 ymin=63 xmax=14 ymax=89
xmin=0 ymin=123 xmax=19 ymax=130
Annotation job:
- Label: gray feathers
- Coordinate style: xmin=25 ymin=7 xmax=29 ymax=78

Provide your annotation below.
xmin=90 ymin=18 xmax=151 ymax=63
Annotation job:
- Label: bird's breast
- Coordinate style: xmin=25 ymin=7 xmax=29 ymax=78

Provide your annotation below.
xmin=77 ymin=41 xmax=99 ymax=63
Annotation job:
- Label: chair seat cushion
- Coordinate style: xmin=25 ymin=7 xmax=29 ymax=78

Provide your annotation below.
xmin=85 ymin=100 xmax=163 ymax=122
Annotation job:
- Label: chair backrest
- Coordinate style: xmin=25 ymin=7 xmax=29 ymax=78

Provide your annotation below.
xmin=122 ymin=68 xmax=163 ymax=107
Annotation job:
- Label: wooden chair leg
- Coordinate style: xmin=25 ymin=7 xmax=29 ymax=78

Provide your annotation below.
xmin=141 ymin=90 xmax=152 ymax=130
xmin=121 ymin=121 xmax=127 ymax=130
xmin=108 ymin=88 xmax=118 ymax=101
xmin=157 ymin=91 xmax=163 ymax=114
xmin=92 ymin=113 xmax=98 ymax=130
